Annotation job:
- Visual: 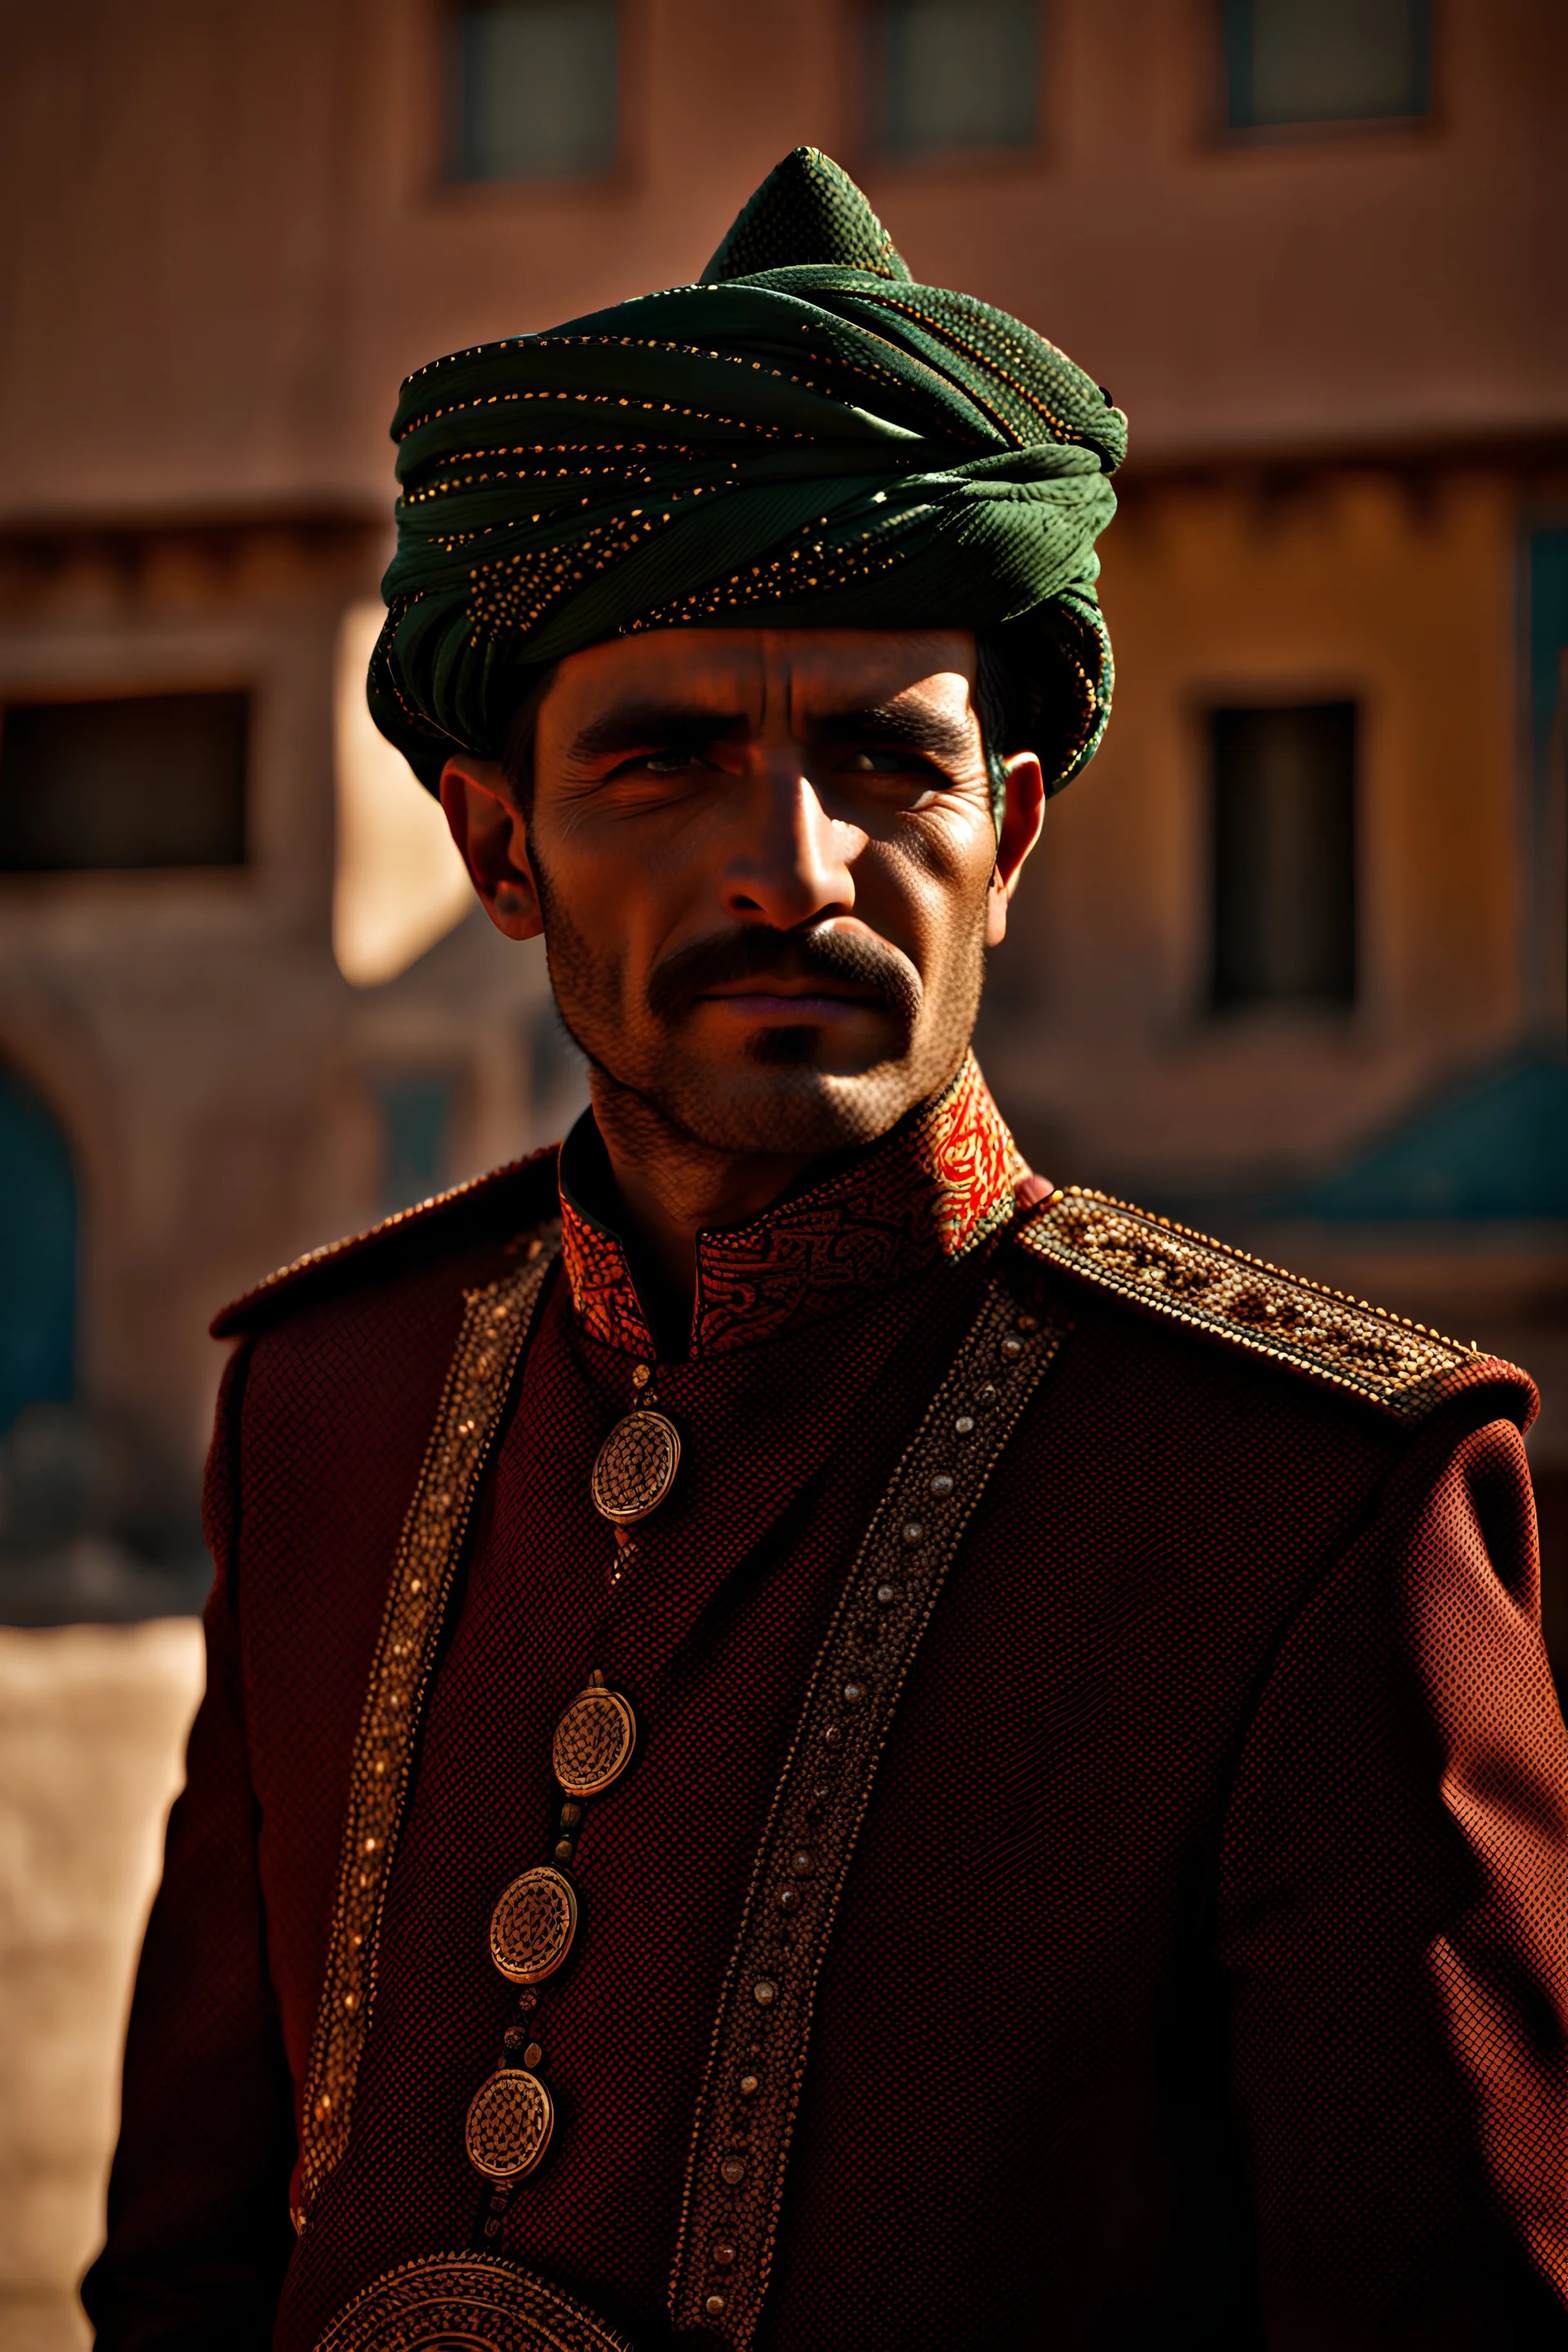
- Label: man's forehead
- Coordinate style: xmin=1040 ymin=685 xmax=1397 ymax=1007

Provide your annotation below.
xmin=544 ymin=626 xmax=979 ymax=724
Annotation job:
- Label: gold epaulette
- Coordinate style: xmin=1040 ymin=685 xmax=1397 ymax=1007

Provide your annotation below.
xmin=1015 ymin=1186 xmax=1533 ymax=1428
xmin=210 ymin=1147 xmax=560 ymax=1340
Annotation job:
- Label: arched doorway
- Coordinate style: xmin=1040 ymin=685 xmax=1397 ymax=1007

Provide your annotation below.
xmin=0 ymin=1064 xmax=77 ymax=1433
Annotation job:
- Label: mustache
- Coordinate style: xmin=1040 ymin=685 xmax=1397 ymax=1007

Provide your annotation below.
xmin=646 ymin=924 xmax=922 ymax=1027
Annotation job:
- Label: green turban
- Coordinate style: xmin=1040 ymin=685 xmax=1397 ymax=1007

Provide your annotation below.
xmin=370 ymin=146 xmax=1126 ymax=804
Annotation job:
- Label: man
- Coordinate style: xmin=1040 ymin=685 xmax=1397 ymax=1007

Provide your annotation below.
xmin=87 ymin=149 xmax=1567 ymax=2351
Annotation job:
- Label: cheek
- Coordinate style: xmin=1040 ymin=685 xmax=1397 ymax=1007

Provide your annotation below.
xmin=858 ymin=824 xmax=991 ymax=969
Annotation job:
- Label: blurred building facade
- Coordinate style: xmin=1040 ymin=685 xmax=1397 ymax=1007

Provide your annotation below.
xmin=2 ymin=0 xmax=1566 ymax=1623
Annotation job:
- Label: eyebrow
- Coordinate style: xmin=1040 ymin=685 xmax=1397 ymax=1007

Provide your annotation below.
xmin=567 ymin=702 xmax=750 ymax=762
xmin=813 ymin=702 xmax=978 ymax=764
xmin=567 ymin=695 xmax=978 ymax=766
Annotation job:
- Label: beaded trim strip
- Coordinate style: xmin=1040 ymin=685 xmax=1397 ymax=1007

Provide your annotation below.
xmin=1018 ymin=1187 xmax=1496 ymax=1423
xmin=669 ymin=1258 xmax=1068 ymax=2346
xmin=298 ymin=1234 xmax=559 ymax=2216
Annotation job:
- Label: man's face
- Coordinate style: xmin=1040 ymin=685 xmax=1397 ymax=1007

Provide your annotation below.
xmin=443 ymin=627 xmax=1043 ymax=1159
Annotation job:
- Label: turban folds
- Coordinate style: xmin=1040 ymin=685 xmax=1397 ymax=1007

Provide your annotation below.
xmin=371 ymin=148 xmax=1126 ymax=799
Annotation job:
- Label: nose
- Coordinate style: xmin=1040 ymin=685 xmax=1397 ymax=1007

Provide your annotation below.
xmin=718 ymin=754 xmax=858 ymax=931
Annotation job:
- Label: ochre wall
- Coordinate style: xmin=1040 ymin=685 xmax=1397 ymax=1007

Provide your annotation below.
xmin=2 ymin=0 xmax=1562 ymax=519
xmin=983 ymin=460 xmax=1546 ymax=1192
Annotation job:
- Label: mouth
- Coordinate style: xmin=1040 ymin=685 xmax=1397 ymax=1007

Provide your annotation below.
xmin=697 ymin=982 xmax=883 ymax=1020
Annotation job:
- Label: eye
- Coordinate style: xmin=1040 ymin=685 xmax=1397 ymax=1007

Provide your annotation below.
xmin=844 ymin=747 xmax=938 ymax=776
xmin=608 ymin=748 xmax=704 ymax=779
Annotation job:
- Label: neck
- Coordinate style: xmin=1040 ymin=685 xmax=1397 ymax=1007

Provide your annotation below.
xmin=586 ymin=1071 xmax=819 ymax=1325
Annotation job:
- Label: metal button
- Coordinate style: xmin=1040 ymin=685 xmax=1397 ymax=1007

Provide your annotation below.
xmin=752 ymin=1978 xmax=777 ymax=2006
xmin=553 ymin=1682 xmax=637 ymax=1798
xmin=489 ymin=1864 xmax=577 ymax=1985
xmin=464 ymin=2068 xmax=554 ymax=2181
xmin=721 ymin=2155 xmax=747 ymax=2183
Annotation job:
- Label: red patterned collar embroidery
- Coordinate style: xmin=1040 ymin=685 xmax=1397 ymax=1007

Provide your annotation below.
xmin=558 ymin=1053 xmax=1022 ymax=1359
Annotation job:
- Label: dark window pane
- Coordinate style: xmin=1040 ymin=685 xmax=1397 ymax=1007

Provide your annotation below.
xmin=376 ymin=1076 xmax=453 ymax=1213
xmin=0 ymin=1067 xmax=76 ymax=1435
xmin=0 ymin=693 xmax=248 ymax=872
xmin=449 ymin=0 xmax=618 ymax=183
xmin=1211 ymin=702 xmax=1356 ymax=1010
xmin=873 ymin=0 xmax=1040 ymax=162
xmin=1223 ymin=0 xmax=1430 ymax=129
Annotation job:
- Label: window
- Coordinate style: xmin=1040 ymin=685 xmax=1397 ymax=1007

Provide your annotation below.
xmin=376 ymin=1076 xmax=454 ymax=1213
xmin=1223 ymin=0 xmax=1430 ymax=131
xmin=0 ymin=1067 xmax=76 ymax=1435
xmin=1209 ymin=702 xmax=1356 ymax=1012
xmin=1526 ymin=531 xmax=1568 ymax=1031
xmin=0 ymin=693 xmax=248 ymax=872
xmin=448 ymin=0 xmax=619 ymax=183
xmin=869 ymin=0 xmax=1040 ymax=163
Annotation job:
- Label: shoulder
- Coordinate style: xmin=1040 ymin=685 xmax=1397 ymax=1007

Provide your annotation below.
xmin=1013 ymin=1185 xmax=1537 ymax=1435
xmin=211 ymin=1145 xmax=563 ymax=1339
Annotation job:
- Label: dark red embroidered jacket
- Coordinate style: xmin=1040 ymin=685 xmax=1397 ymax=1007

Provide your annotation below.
xmin=84 ymin=1071 xmax=1568 ymax=2351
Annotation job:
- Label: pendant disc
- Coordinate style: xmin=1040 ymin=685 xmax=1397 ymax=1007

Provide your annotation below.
xmin=552 ymin=1686 xmax=637 ymax=1798
xmin=465 ymin=2068 xmax=555 ymax=2181
xmin=590 ymin=1409 xmax=680 ymax=1525
xmin=489 ymin=1866 xmax=578 ymax=1985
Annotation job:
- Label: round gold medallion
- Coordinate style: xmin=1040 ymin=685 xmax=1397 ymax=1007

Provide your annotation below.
xmin=489 ymin=1865 xmax=578 ymax=1985
xmin=465 ymin=2067 xmax=555 ymax=2181
xmin=552 ymin=1685 xmax=637 ymax=1798
xmin=590 ymin=1409 xmax=680 ymax=1525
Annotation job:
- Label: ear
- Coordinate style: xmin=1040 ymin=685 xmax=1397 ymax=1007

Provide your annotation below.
xmin=439 ymin=756 xmax=543 ymax=942
xmin=986 ymin=751 xmax=1046 ymax=948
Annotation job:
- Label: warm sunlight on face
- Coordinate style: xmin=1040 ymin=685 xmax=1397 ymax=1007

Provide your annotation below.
xmin=441 ymin=627 xmax=1045 ymax=1156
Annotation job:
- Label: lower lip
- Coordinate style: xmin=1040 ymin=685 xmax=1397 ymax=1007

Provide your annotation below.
xmin=700 ymin=992 xmax=878 ymax=1020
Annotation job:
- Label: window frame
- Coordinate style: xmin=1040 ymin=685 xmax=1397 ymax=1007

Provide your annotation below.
xmin=858 ymin=0 xmax=1049 ymax=177
xmin=1204 ymin=695 xmax=1361 ymax=1022
xmin=0 ymin=685 xmax=253 ymax=878
xmin=439 ymin=0 xmax=626 ymax=192
xmin=1217 ymin=0 xmax=1436 ymax=145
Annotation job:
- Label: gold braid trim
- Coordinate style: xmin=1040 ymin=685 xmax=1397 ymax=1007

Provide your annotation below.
xmin=1018 ymin=1187 xmax=1508 ymax=1422
xmin=669 ymin=1252 xmax=1069 ymax=2345
xmin=314 ymin=2253 xmax=632 ymax=2351
xmin=298 ymin=1232 xmax=559 ymax=2217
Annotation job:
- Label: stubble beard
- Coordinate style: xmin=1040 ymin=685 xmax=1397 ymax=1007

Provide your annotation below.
xmin=532 ymin=856 xmax=988 ymax=1160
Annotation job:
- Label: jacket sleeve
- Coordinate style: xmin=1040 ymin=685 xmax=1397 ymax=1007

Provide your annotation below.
xmin=82 ymin=1341 xmax=297 ymax=2350
xmin=1218 ymin=1409 xmax=1568 ymax=2350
